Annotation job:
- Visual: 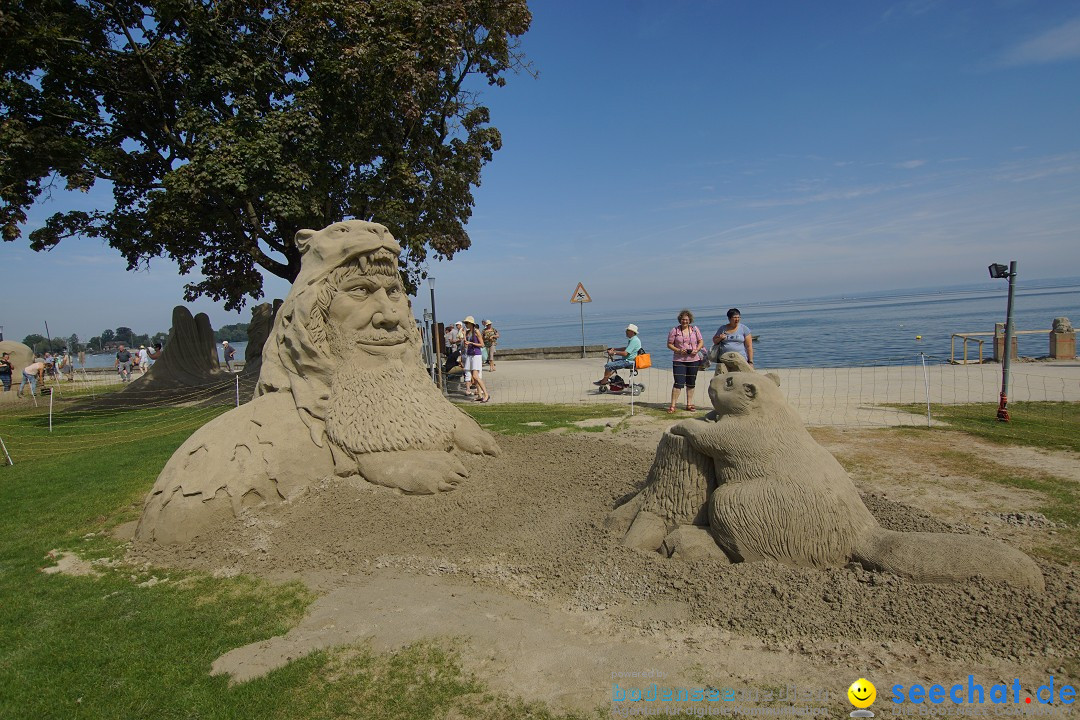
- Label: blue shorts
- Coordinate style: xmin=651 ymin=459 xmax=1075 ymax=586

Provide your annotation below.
xmin=605 ymin=357 xmax=635 ymax=372
xmin=672 ymin=361 xmax=700 ymax=389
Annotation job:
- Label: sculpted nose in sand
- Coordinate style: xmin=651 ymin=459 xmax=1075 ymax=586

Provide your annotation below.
xmin=136 ymin=220 xmax=499 ymax=544
xmin=607 ymin=355 xmax=1044 ymax=590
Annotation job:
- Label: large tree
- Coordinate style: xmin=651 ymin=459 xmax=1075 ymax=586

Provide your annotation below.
xmin=1 ymin=0 xmax=531 ymax=308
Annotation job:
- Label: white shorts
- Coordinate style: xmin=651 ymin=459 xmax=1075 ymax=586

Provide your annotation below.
xmin=464 ymin=355 xmax=483 ymax=373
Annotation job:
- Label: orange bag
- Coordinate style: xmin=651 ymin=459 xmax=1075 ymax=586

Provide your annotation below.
xmin=634 ymin=352 xmax=652 ymax=370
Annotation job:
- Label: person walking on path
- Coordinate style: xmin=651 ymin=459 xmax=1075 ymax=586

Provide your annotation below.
xmin=462 ymin=317 xmax=490 ymax=402
xmin=667 ymin=309 xmax=705 ymax=413
xmin=59 ymin=349 xmax=73 ymax=380
xmin=18 ymin=359 xmax=45 ymax=397
xmin=115 ymin=344 xmax=133 ymax=382
xmin=482 ymin=319 xmax=499 ymax=372
xmin=222 ymin=340 xmax=236 ymax=372
xmin=712 ymin=308 xmax=753 ymax=371
xmin=0 ymin=352 xmax=13 ymax=392
xmin=593 ymin=324 xmax=642 ymax=387
xmin=137 ymin=345 xmax=150 ymax=373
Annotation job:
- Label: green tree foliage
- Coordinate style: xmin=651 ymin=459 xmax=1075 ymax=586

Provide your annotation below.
xmin=67 ymin=333 xmax=79 ymax=351
xmin=21 ymin=333 xmax=66 ymax=353
xmin=114 ymin=326 xmax=134 ymax=343
xmin=215 ymin=323 xmax=249 ymax=342
xmin=1 ymin=0 xmax=532 ymax=309
xmin=100 ymin=329 xmax=115 ymax=344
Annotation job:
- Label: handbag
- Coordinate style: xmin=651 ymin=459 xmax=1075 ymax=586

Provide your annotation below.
xmin=634 ymin=352 xmax=652 ymax=370
xmin=707 ymin=342 xmax=723 ymax=363
xmin=698 ymin=351 xmax=711 ymax=370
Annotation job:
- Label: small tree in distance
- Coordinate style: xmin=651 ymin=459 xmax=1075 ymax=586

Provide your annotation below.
xmin=1 ymin=0 xmax=533 ymax=309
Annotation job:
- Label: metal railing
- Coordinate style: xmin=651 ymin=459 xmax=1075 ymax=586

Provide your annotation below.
xmin=950 ymin=324 xmax=1051 ymax=364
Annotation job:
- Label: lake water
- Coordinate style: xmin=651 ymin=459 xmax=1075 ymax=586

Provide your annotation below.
xmin=80 ymin=279 xmax=1079 ymax=370
xmin=82 ymin=343 xmax=250 ymax=370
xmin=485 ymin=280 xmax=1080 ymax=369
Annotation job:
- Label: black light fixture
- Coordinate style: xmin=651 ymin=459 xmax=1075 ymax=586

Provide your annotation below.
xmin=989 ymin=261 xmax=1017 ymax=421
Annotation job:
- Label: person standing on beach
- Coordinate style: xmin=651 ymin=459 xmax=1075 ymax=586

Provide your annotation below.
xmin=58 ymin=349 xmax=72 ymax=380
xmin=137 ymin=345 xmax=150 ymax=373
xmin=0 ymin=352 xmax=13 ymax=392
xmin=222 ymin=340 xmax=236 ymax=372
xmin=712 ymin=308 xmax=753 ymax=370
xmin=482 ymin=319 xmax=499 ymax=372
xmin=667 ymin=309 xmax=705 ymax=413
xmin=115 ymin=344 xmax=132 ymax=382
xmin=462 ymin=317 xmax=490 ymax=402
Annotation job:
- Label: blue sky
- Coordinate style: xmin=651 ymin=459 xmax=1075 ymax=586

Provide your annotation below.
xmin=3 ymin=0 xmax=1079 ymax=344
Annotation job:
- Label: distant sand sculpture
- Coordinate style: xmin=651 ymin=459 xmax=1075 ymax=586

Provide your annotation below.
xmin=130 ymin=306 xmax=220 ymax=390
xmin=136 ymin=220 xmax=499 ymax=543
xmin=240 ymin=300 xmax=281 ymax=382
xmin=607 ymin=358 xmax=1044 ymax=590
xmin=0 ymin=341 xmax=35 ymax=401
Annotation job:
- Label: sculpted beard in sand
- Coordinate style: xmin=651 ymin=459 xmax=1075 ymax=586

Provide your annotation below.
xmin=325 ymin=356 xmax=457 ymax=456
xmin=319 ymin=248 xmax=459 ymax=462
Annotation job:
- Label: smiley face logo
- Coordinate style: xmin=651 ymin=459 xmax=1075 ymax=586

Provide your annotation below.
xmin=848 ymin=678 xmax=876 ymax=709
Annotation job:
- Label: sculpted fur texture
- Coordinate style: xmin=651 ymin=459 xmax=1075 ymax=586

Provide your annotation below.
xmin=608 ymin=370 xmax=1044 ymax=590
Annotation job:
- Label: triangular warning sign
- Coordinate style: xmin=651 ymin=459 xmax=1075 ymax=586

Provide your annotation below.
xmin=570 ymin=282 xmax=592 ymax=303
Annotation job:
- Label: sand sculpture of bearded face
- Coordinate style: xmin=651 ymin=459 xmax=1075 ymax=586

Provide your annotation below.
xmin=135 ymin=220 xmax=498 ymax=544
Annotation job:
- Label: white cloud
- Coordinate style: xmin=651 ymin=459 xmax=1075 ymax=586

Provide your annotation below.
xmin=895 ymin=160 xmax=926 ymax=169
xmin=998 ymin=16 xmax=1080 ymax=67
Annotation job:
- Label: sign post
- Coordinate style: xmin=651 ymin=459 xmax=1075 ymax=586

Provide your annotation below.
xmin=570 ymin=282 xmax=592 ymax=358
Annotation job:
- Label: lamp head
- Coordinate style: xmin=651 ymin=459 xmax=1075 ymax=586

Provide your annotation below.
xmin=988 ymin=263 xmax=1010 ymax=279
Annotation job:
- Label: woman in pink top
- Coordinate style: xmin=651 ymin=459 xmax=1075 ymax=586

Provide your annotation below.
xmin=666 ymin=309 xmax=705 ymax=413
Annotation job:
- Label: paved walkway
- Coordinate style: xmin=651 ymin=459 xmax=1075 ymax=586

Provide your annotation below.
xmin=445 ymin=358 xmax=1080 ymax=427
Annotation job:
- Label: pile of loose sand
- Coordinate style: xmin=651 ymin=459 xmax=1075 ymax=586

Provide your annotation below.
xmin=130 ymin=429 xmax=1080 ymax=710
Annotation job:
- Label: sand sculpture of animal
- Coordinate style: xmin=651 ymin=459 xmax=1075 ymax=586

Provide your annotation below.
xmin=1052 ymin=317 xmax=1073 ymax=333
xmin=136 ymin=220 xmax=499 ymax=544
xmin=606 ymin=368 xmax=1044 ymax=590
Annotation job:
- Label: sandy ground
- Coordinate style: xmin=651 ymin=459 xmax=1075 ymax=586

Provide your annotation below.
xmin=128 ymin=407 xmax=1080 ymax=715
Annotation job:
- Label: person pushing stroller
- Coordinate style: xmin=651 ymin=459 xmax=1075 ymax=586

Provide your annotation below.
xmin=593 ymin=324 xmax=642 ymax=388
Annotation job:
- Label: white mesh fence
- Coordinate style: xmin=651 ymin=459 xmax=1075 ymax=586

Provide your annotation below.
xmin=2 ymin=355 xmax=1077 ymax=464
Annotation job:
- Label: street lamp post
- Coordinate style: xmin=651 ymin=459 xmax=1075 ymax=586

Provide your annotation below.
xmin=429 ymin=277 xmax=443 ymax=390
xmin=422 ymin=309 xmax=434 ymax=382
xmin=988 ymin=261 xmax=1017 ymax=422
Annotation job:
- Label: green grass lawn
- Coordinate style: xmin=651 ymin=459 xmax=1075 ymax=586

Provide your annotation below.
xmin=903 ymin=400 xmax=1080 ymax=453
xmin=0 ymin=397 xmax=596 ymax=720
xmin=456 ymin=402 xmax=630 ymax=435
xmin=4 ymin=395 xmax=1076 ymax=718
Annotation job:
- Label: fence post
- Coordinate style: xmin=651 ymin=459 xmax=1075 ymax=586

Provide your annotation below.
xmin=49 ymin=388 xmax=54 ymax=433
xmin=0 ymin=435 xmax=12 ymax=466
xmin=235 ymin=374 xmax=240 ymax=407
xmin=919 ymin=353 xmax=931 ymax=427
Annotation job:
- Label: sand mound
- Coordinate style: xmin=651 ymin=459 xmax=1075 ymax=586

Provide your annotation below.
xmin=130 ymin=432 xmax=1080 ymax=710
